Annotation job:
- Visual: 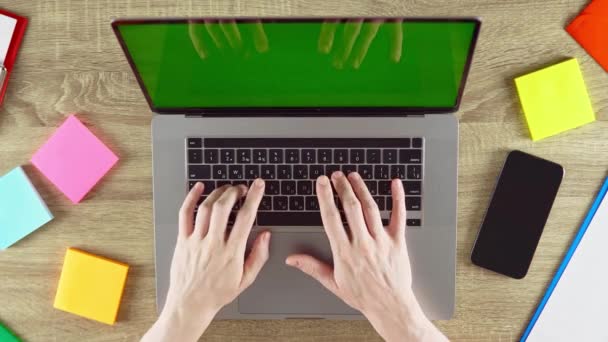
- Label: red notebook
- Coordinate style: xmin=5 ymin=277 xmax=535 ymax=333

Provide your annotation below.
xmin=0 ymin=9 xmax=27 ymax=106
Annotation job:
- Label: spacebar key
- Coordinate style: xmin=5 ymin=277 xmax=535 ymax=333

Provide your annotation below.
xmin=257 ymin=212 xmax=323 ymax=226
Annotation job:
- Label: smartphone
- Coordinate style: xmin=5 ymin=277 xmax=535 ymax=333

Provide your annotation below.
xmin=471 ymin=150 xmax=564 ymax=279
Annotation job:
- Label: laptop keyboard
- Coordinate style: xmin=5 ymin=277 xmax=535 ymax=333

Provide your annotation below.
xmin=186 ymin=138 xmax=423 ymax=227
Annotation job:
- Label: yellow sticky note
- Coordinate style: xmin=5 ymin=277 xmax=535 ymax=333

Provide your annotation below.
xmin=54 ymin=248 xmax=129 ymax=325
xmin=515 ymin=58 xmax=595 ymax=141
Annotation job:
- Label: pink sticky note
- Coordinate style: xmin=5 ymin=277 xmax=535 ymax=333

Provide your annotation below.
xmin=31 ymin=115 xmax=119 ymax=203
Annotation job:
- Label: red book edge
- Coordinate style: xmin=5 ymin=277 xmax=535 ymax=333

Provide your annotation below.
xmin=0 ymin=9 xmax=28 ymax=106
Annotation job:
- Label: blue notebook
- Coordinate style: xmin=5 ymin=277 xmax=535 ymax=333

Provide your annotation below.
xmin=521 ymin=177 xmax=608 ymax=341
xmin=0 ymin=166 xmax=53 ymax=249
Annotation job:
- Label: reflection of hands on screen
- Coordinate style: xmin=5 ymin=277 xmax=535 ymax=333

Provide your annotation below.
xmin=188 ymin=20 xmax=269 ymax=59
xmin=318 ymin=19 xmax=403 ymax=69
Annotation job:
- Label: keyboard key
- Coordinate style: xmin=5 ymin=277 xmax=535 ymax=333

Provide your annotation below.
xmin=204 ymin=138 xmax=413 ymax=148
xmin=253 ymin=149 xmax=267 ymax=163
xmin=305 ymin=196 xmax=319 ymax=211
xmin=257 ymin=212 xmax=322 ymax=225
xmin=390 ymin=165 xmax=406 ymax=179
xmin=374 ymin=165 xmax=389 ymax=179
xmin=260 ymin=196 xmax=272 ymax=211
xmin=407 ymin=165 xmax=422 ymax=179
xmin=261 ymin=165 xmax=276 ymax=179
xmin=204 ymin=149 xmax=219 ymax=164
xmin=407 ymin=219 xmax=421 ymax=227
xmin=188 ymin=149 xmax=202 ymax=163
xmin=365 ymin=181 xmax=377 ymax=195
xmin=289 ymin=196 xmax=305 ymax=211
xmin=399 ymin=149 xmax=422 ymax=163
xmin=350 ymin=149 xmax=365 ymax=163
xmin=187 ymin=138 xmax=202 ymax=148
xmin=342 ymin=165 xmax=357 ymax=175
xmin=273 ymin=196 xmax=288 ymax=210
xmin=237 ymin=149 xmax=251 ymax=163
xmin=197 ymin=195 xmax=207 ymax=206
xmin=386 ymin=196 xmax=392 ymax=211
xmin=383 ymin=149 xmax=398 ymax=163
xmin=202 ymin=181 xmax=215 ymax=194
xmin=379 ymin=181 xmax=392 ymax=195
xmin=228 ymin=165 xmax=244 ymax=179
xmin=310 ymin=165 xmax=324 ymax=179
xmin=294 ymin=165 xmax=308 ymax=179
xmin=217 ymin=180 xmax=232 ymax=187
xmin=403 ymin=181 xmax=421 ymax=195
xmin=266 ymin=181 xmax=280 ymax=195
xmin=326 ymin=165 xmax=340 ymax=177
xmin=212 ymin=165 xmax=227 ymax=179
xmin=220 ymin=149 xmax=235 ymax=163
xmin=233 ymin=180 xmax=248 ymax=187
xmin=318 ymin=149 xmax=332 ymax=163
xmin=245 ymin=165 xmax=260 ymax=179
xmin=358 ymin=165 xmax=373 ymax=179
xmin=269 ymin=149 xmax=283 ymax=163
xmin=189 ymin=181 xmax=198 ymax=190
xmin=277 ymin=165 xmax=292 ymax=179
xmin=373 ymin=196 xmax=385 ymax=210
xmin=366 ymin=149 xmax=381 ymax=163
xmin=281 ymin=181 xmax=297 ymax=195
xmin=334 ymin=149 xmax=348 ymax=163
xmin=412 ymin=138 xmax=423 ymax=148
xmin=297 ymin=181 xmax=313 ymax=195
xmin=302 ymin=149 xmax=316 ymax=163
xmin=189 ymin=165 xmax=211 ymax=179
xmin=406 ymin=197 xmax=421 ymax=211
xmin=286 ymin=149 xmax=300 ymax=163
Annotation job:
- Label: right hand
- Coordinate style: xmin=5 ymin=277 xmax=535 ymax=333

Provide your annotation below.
xmin=286 ymin=172 xmax=447 ymax=342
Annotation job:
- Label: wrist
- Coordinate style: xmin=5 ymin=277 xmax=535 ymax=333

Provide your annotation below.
xmin=143 ymin=301 xmax=217 ymax=342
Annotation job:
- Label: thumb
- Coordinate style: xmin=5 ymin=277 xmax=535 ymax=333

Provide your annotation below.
xmin=240 ymin=231 xmax=271 ymax=290
xmin=286 ymin=254 xmax=338 ymax=295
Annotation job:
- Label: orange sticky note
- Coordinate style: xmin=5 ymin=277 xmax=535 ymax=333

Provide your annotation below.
xmin=566 ymin=0 xmax=608 ymax=72
xmin=53 ymin=248 xmax=129 ymax=325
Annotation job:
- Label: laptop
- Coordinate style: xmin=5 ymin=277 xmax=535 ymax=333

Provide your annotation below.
xmin=112 ymin=17 xmax=480 ymax=320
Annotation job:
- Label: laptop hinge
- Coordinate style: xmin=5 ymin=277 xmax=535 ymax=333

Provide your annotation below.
xmin=185 ymin=113 xmax=429 ymax=118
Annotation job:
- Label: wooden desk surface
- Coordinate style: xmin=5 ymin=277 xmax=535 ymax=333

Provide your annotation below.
xmin=1 ymin=1 xmax=607 ymax=341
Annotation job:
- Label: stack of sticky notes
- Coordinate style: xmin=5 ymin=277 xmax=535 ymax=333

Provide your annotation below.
xmin=31 ymin=115 xmax=119 ymax=203
xmin=0 ymin=321 xmax=21 ymax=342
xmin=514 ymin=58 xmax=596 ymax=141
xmin=54 ymin=248 xmax=129 ymax=325
xmin=0 ymin=166 xmax=53 ymax=249
xmin=566 ymin=0 xmax=608 ymax=73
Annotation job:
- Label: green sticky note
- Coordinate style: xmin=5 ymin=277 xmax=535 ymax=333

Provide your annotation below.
xmin=0 ymin=322 xmax=21 ymax=342
xmin=515 ymin=58 xmax=595 ymax=141
xmin=0 ymin=166 xmax=53 ymax=249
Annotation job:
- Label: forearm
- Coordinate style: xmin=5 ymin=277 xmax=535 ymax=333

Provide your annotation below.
xmin=141 ymin=303 xmax=216 ymax=342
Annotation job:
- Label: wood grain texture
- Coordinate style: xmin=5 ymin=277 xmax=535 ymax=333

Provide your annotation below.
xmin=0 ymin=0 xmax=607 ymax=341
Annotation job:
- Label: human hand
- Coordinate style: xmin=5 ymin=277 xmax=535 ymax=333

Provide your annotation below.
xmin=188 ymin=19 xmax=269 ymax=59
xmin=286 ymin=172 xmax=447 ymax=342
xmin=318 ymin=19 xmax=403 ymax=69
xmin=142 ymin=180 xmax=270 ymax=342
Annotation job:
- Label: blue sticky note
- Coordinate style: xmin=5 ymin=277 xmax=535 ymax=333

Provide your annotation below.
xmin=0 ymin=166 xmax=53 ymax=249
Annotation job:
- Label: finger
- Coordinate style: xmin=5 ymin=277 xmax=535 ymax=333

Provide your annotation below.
xmin=347 ymin=172 xmax=384 ymax=239
xmin=207 ymin=185 xmax=248 ymax=241
xmin=178 ymin=182 xmax=204 ymax=238
xmin=332 ymin=171 xmax=370 ymax=243
xmin=285 ymin=254 xmax=338 ymax=295
xmin=229 ymin=179 xmax=265 ymax=249
xmin=351 ymin=20 xmax=382 ymax=69
xmin=220 ymin=20 xmax=243 ymax=50
xmin=240 ymin=231 xmax=271 ymax=290
xmin=205 ymin=20 xmax=225 ymax=49
xmin=318 ymin=20 xmax=338 ymax=54
xmin=389 ymin=20 xmax=403 ymax=63
xmin=388 ymin=179 xmax=407 ymax=242
xmin=194 ymin=184 xmax=231 ymax=239
xmin=188 ymin=21 xmax=208 ymax=59
xmin=252 ymin=21 xmax=269 ymax=53
xmin=316 ymin=175 xmax=349 ymax=250
xmin=332 ymin=19 xmax=363 ymax=69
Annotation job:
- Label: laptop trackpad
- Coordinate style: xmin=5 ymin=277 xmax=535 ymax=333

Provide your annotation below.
xmin=238 ymin=231 xmax=359 ymax=315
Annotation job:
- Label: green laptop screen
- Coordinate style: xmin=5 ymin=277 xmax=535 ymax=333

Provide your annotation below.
xmin=116 ymin=20 xmax=477 ymax=110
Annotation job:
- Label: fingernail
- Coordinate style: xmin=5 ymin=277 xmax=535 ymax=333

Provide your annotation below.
xmin=263 ymin=231 xmax=270 ymax=241
xmin=285 ymin=258 xmax=297 ymax=266
xmin=195 ymin=182 xmax=203 ymax=189
xmin=318 ymin=175 xmax=329 ymax=186
xmin=349 ymin=172 xmax=360 ymax=180
xmin=332 ymin=171 xmax=344 ymax=180
xmin=255 ymin=178 xmax=265 ymax=188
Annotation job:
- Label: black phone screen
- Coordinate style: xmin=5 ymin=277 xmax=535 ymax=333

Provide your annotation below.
xmin=471 ymin=150 xmax=563 ymax=279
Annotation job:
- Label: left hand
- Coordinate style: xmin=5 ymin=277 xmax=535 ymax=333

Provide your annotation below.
xmin=142 ymin=179 xmax=270 ymax=342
